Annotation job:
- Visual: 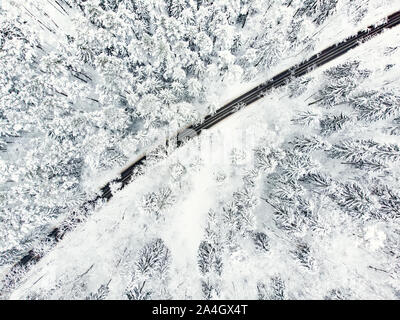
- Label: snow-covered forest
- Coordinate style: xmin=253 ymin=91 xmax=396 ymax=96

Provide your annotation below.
xmin=1 ymin=0 xmax=400 ymax=299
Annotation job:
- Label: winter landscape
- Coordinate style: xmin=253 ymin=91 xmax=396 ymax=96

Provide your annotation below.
xmin=1 ymin=0 xmax=400 ymax=300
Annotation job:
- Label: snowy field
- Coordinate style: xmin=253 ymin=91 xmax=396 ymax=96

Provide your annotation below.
xmin=1 ymin=0 xmax=400 ymax=299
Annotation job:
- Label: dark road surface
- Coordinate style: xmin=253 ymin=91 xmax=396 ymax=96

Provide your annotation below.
xmin=1 ymin=9 xmax=400 ymax=296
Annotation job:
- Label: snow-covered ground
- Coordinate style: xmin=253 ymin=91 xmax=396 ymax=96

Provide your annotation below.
xmin=1 ymin=0 xmax=400 ymax=299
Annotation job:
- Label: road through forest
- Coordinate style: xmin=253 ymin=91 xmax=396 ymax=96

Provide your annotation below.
xmin=1 ymin=8 xmax=400 ymax=297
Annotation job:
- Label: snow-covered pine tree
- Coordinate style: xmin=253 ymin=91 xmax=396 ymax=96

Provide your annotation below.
xmin=257 ymin=275 xmax=286 ymax=300
xmin=329 ymin=139 xmax=400 ymax=163
xmin=126 ymin=281 xmax=152 ymax=300
xmin=252 ymin=232 xmax=270 ymax=253
xmin=295 ymin=0 xmax=339 ymax=25
xmin=289 ymin=135 xmax=326 ymax=153
xmin=319 ymin=113 xmax=350 ymax=136
xmin=126 ymin=238 xmax=171 ymax=299
xmin=136 ymin=238 xmax=171 ymax=275
xmin=334 ymin=182 xmax=374 ymax=218
xmin=197 ymin=241 xmax=223 ymax=276
xmin=350 ymin=90 xmax=400 ymax=121
xmin=318 ymin=61 xmax=370 ymax=107
xmin=140 ymin=186 xmax=175 ymax=219
xmin=291 ymin=110 xmax=319 ymax=126
xmin=371 ymin=184 xmax=400 ymax=220
xmin=86 ymin=283 xmax=110 ymax=300
xmin=292 ymin=242 xmax=315 ymax=270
